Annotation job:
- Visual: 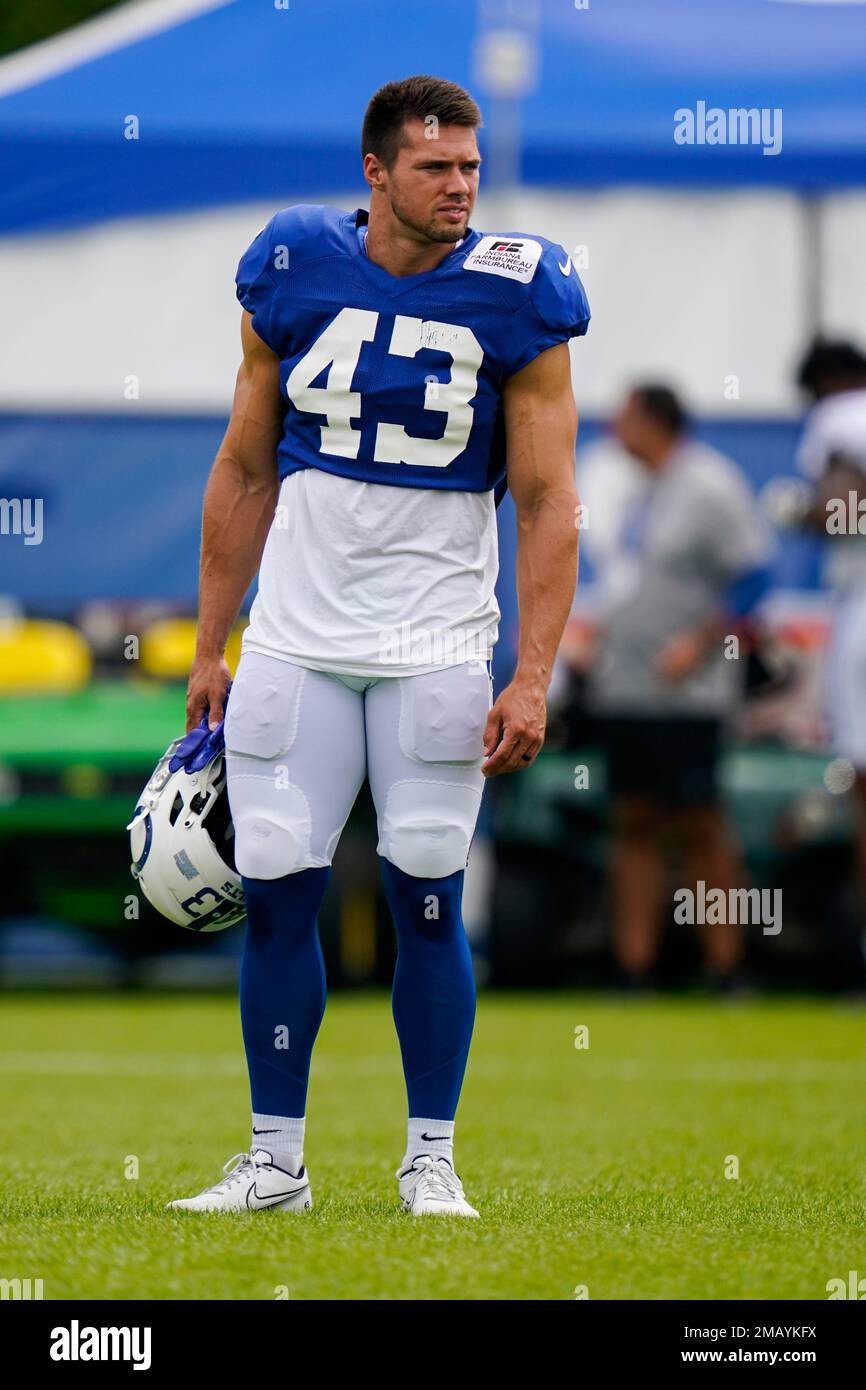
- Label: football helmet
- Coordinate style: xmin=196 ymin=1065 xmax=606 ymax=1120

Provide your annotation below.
xmin=127 ymin=706 xmax=244 ymax=932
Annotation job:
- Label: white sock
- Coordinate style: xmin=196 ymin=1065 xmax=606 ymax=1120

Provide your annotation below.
xmin=251 ymin=1112 xmax=305 ymax=1174
xmin=403 ymin=1117 xmax=454 ymax=1171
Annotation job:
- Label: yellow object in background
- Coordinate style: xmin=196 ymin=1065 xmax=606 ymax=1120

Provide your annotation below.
xmin=140 ymin=619 xmax=247 ymax=680
xmin=0 ymin=619 xmax=92 ymax=693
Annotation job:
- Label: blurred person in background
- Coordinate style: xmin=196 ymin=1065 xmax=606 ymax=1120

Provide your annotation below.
xmin=792 ymin=340 xmax=866 ymax=942
xmin=583 ymin=385 xmax=774 ymax=991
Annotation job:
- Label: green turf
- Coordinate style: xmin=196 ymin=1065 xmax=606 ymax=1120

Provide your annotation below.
xmin=1 ymin=991 xmax=864 ymax=1300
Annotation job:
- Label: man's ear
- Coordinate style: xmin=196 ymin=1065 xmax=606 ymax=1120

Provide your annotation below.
xmin=363 ymin=153 xmax=386 ymax=192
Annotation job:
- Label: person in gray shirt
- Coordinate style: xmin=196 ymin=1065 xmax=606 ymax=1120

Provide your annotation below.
xmin=586 ymin=385 xmax=773 ymax=991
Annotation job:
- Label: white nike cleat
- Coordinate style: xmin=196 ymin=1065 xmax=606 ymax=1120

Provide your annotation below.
xmin=397 ymin=1153 xmax=479 ymax=1218
xmin=167 ymin=1149 xmax=312 ymax=1213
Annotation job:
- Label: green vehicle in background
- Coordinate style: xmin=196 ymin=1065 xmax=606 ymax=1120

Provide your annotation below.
xmin=0 ymin=684 xmax=860 ymax=993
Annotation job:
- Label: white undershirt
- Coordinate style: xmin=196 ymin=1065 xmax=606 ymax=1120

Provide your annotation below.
xmin=242 ymin=467 xmax=501 ymax=677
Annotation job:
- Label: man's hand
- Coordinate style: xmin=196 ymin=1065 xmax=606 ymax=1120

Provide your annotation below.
xmin=482 ymin=676 xmax=547 ymax=777
xmin=655 ymin=628 xmax=709 ymax=684
xmin=559 ymin=619 xmax=599 ymax=677
xmin=186 ymin=653 xmax=232 ymax=732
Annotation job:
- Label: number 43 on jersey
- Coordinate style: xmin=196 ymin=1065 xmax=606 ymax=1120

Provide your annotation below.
xmin=285 ymin=306 xmax=483 ymax=469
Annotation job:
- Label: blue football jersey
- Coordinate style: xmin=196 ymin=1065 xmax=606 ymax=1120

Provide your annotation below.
xmin=236 ymin=204 xmax=590 ymax=496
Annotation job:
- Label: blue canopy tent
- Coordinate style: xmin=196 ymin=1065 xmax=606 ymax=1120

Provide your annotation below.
xmin=1 ymin=0 xmax=865 ymax=235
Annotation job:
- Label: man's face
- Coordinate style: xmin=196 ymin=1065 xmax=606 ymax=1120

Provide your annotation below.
xmin=809 ymin=373 xmax=861 ymax=401
xmin=613 ymin=394 xmax=655 ymax=464
xmin=369 ymin=119 xmax=481 ymax=244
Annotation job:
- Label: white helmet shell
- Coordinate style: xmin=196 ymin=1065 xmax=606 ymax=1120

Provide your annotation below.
xmin=127 ymin=737 xmax=245 ymax=932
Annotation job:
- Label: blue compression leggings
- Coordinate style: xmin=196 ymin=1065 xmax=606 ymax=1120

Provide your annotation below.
xmin=239 ymin=862 xmax=476 ymax=1120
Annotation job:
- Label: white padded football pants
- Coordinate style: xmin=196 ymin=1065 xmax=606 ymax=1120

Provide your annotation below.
xmin=224 ymin=650 xmax=493 ymax=880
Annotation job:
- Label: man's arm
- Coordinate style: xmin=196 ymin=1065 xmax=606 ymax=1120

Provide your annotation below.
xmin=806 ymin=455 xmax=866 ymax=532
xmin=186 ymin=311 xmax=283 ymax=731
xmin=654 ymin=564 xmax=774 ymax=683
xmin=655 ymin=471 xmax=774 ymax=684
xmin=482 ymin=342 xmax=579 ymax=777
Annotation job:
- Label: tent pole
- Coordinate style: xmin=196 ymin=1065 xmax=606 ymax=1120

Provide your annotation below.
xmin=801 ymin=194 xmax=824 ymax=342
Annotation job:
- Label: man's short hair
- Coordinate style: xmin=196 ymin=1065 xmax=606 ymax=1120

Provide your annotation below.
xmin=631 ymin=384 xmax=688 ymax=436
xmin=362 ymin=75 xmax=483 ymax=169
xmin=797 ymin=339 xmax=866 ymax=394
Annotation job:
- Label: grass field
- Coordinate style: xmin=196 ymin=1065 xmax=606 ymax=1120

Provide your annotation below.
xmin=1 ymin=990 xmax=864 ymax=1300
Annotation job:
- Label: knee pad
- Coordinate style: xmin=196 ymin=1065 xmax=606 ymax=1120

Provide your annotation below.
xmin=233 ymin=790 xmax=313 ymax=880
xmin=379 ymin=780 xmax=481 ymax=879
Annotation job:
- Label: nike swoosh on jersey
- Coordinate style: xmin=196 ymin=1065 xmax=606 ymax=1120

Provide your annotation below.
xmin=558 ymin=256 xmax=572 ymax=276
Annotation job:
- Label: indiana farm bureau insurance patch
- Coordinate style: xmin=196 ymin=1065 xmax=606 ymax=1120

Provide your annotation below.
xmin=463 ymin=236 xmax=542 ymax=282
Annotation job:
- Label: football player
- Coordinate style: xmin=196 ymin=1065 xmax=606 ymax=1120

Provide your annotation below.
xmin=794 ymin=342 xmax=866 ymax=963
xmin=168 ymin=75 xmax=590 ymax=1218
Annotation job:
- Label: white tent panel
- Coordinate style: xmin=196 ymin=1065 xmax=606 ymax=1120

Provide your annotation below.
xmin=497 ymin=189 xmax=807 ymax=415
xmin=0 ymin=201 xmax=283 ymax=412
xmin=0 ymin=191 xmax=856 ymax=416
xmin=822 ymin=193 xmax=866 ymax=344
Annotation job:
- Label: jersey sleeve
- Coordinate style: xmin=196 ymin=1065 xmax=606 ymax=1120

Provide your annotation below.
xmin=235 ymin=216 xmax=280 ymax=353
xmin=501 ymin=243 xmax=591 ymax=378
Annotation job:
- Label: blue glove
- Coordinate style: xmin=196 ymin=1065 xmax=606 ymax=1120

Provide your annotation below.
xmin=169 ymin=683 xmax=232 ymax=774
